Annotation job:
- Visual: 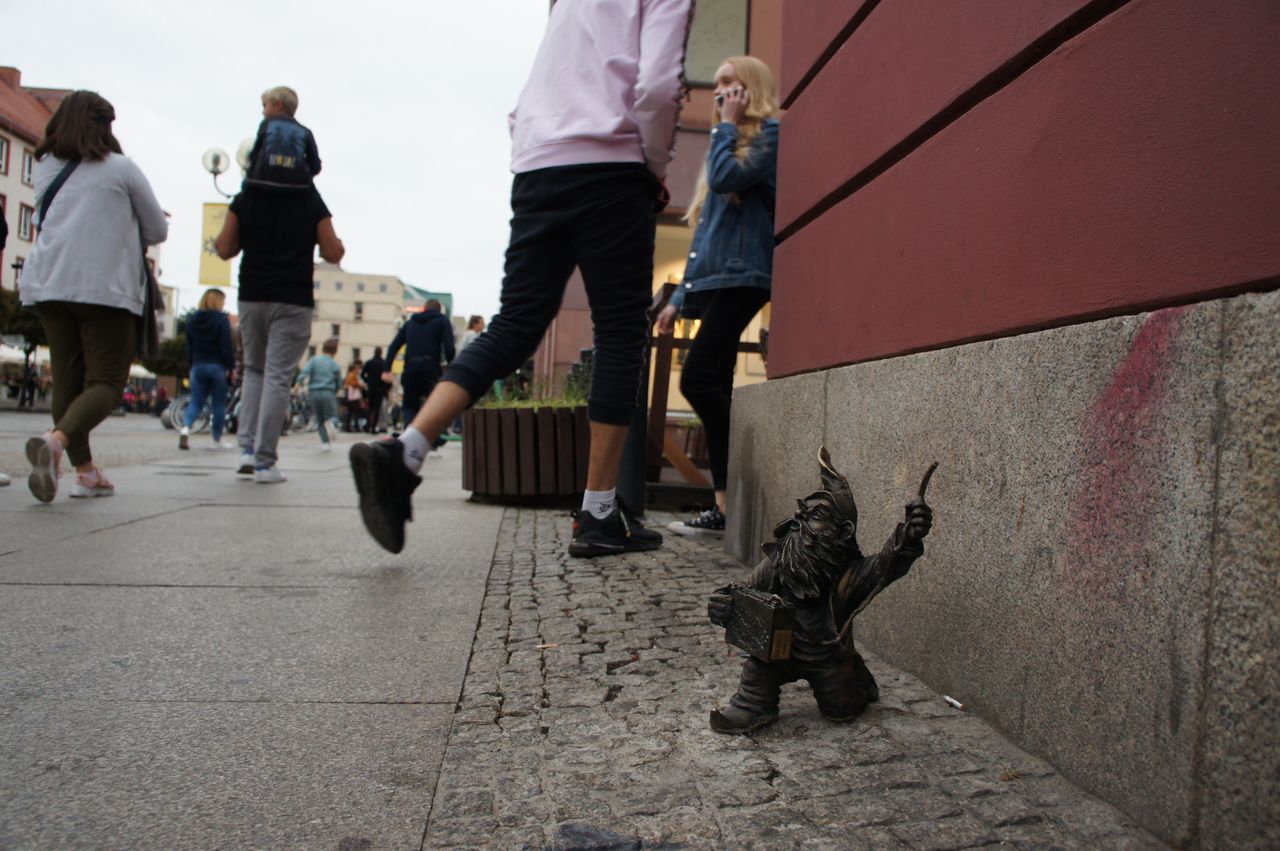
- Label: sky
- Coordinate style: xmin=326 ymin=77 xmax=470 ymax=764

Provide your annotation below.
xmin=4 ymin=0 xmax=551 ymax=319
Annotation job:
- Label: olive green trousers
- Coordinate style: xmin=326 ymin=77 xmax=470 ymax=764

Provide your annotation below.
xmin=38 ymin=301 xmax=137 ymax=468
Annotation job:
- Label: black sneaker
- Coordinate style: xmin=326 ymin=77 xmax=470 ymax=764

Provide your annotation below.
xmin=569 ymin=503 xmax=663 ymax=558
xmin=349 ymin=438 xmax=421 ymax=554
xmin=667 ymin=505 xmax=726 ymax=538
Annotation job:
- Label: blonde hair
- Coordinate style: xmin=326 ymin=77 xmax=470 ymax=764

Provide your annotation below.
xmin=198 ymin=289 xmax=226 ymax=311
xmin=685 ymin=56 xmax=780 ymax=224
xmin=261 ymin=86 xmax=299 ymax=116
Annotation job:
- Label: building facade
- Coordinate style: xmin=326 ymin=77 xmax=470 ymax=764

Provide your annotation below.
xmin=0 ymin=68 xmax=67 ymax=293
xmin=309 ymin=263 xmax=409 ymax=369
xmin=727 ymin=2 xmax=1279 ymax=848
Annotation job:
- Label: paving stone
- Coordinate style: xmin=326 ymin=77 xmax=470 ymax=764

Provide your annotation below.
xmin=890 ymin=814 xmax=995 ymax=850
xmin=422 ymin=508 xmax=1162 ymax=849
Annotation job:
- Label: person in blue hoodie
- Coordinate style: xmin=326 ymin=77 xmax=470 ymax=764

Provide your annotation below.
xmin=179 ymin=289 xmax=236 ymax=450
xmin=383 ymin=299 xmax=455 ymax=444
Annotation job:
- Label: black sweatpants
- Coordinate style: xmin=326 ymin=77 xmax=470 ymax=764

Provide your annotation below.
xmin=442 ymin=164 xmax=659 ymax=426
xmin=679 ymin=287 xmax=770 ymax=490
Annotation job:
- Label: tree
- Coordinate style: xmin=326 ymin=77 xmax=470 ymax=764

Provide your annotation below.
xmin=0 ymin=289 xmax=48 ymax=373
xmin=142 ymin=334 xmax=188 ymax=379
xmin=174 ymin=307 xmax=196 ymax=337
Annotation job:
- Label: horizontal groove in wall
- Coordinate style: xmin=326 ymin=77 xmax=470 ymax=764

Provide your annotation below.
xmin=777 ymin=0 xmax=1133 ymax=245
xmin=782 ymin=0 xmax=880 ymax=109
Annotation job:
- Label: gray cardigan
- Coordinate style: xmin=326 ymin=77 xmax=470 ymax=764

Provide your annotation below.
xmin=21 ymin=153 xmax=168 ymax=316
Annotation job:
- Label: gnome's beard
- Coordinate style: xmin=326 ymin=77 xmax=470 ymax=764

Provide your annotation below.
xmin=772 ymin=518 xmax=860 ymax=602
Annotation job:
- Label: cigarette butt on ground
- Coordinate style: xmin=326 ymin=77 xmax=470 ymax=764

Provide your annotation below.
xmin=943 ymin=695 xmax=964 ymax=710
xmin=535 ymin=643 xmax=560 ymax=650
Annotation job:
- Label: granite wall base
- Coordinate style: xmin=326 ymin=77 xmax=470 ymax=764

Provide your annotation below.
xmin=726 ymin=290 xmax=1278 ymax=849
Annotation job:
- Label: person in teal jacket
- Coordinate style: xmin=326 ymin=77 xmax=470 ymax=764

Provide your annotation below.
xmin=296 ymin=337 xmax=342 ymax=450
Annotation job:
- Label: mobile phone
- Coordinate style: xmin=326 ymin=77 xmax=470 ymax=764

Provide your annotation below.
xmin=715 ymin=94 xmax=725 ymax=107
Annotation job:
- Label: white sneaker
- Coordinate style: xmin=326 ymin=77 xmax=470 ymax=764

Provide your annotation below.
xmin=178 ymin=427 xmax=190 ymax=450
xmin=25 ymin=434 xmax=62 ymax=503
xmin=254 ymin=466 xmax=287 ymax=484
xmin=0 ymin=472 xmax=11 ymax=486
xmin=210 ymin=440 xmax=236 ymax=451
xmin=427 ymin=449 xmax=443 ymax=460
xmin=237 ymin=453 xmax=255 ymax=476
xmin=320 ymin=442 xmax=333 ymax=452
xmin=69 ymin=467 xmax=115 ymax=498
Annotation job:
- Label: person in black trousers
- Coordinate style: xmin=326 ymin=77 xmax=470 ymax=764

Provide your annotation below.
xmin=656 ymin=56 xmax=781 ymax=539
xmin=383 ymin=299 xmax=454 ymax=449
xmin=360 ymin=346 xmax=389 ymax=433
xmin=349 ymin=0 xmax=693 ymax=557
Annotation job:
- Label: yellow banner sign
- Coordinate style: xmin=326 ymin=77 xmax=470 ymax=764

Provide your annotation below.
xmin=199 ymin=203 xmax=231 ymax=286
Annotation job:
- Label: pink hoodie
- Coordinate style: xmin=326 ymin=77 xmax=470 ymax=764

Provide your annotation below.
xmin=509 ymin=0 xmax=695 ymax=179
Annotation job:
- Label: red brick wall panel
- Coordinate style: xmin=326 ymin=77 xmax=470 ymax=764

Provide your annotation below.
xmin=769 ymin=0 xmax=1280 ymax=377
xmin=777 ymin=0 xmax=1090 ymax=234
xmin=779 ymin=0 xmax=870 ymax=103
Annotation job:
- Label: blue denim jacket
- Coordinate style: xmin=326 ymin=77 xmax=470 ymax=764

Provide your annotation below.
xmin=672 ymin=118 xmax=779 ymax=316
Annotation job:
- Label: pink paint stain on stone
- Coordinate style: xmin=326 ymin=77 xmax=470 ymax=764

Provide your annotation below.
xmin=1068 ymin=306 xmax=1190 ymax=598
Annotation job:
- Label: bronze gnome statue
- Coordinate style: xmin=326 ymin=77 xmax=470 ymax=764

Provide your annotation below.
xmin=708 ymin=447 xmax=935 ymax=734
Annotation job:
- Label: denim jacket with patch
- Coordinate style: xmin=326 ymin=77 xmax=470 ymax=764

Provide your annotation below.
xmin=672 ymin=118 xmax=779 ymax=316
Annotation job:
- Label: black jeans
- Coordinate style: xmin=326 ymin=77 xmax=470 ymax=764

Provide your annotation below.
xmin=401 ymin=370 xmax=437 ymax=429
xmin=365 ymin=389 xmax=386 ymax=432
xmin=679 ymin=287 xmax=770 ymax=490
xmin=443 ymin=164 xmax=659 ymax=425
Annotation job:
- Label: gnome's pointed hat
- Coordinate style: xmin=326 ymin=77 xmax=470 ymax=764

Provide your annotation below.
xmin=817 ymin=446 xmax=858 ymax=526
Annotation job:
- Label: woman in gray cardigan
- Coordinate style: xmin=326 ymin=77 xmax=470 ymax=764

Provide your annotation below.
xmin=20 ymin=91 xmax=168 ymax=502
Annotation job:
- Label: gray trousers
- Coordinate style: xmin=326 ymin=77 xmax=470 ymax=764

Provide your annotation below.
xmin=237 ymin=302 xmax=312 ymax=468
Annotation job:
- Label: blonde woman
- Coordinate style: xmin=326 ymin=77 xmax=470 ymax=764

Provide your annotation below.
xmin=179 ymin=288 xmax=236 ymax=450
xmin=657 ymin=56 xmax=781 ymax=538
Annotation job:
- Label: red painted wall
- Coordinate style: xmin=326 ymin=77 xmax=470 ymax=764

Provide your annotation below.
xmin=778 ymin=0 xmax=869 ymax=103
xmin=769 ymin=0 xmax=1280 ymax=378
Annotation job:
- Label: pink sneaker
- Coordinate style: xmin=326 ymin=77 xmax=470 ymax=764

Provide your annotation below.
xmin=70 ymin=467 xmax=115 ymax=499
xmin=25 ymin=433 xmax=63 ymax=503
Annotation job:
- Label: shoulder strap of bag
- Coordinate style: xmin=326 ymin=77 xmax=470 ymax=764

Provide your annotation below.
xmin=36 ymin=160 xmax=80 ymax=235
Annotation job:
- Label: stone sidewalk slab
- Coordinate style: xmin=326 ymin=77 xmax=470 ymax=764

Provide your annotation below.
xmin=0 ymin=699 xmax=449 ymax=849
xmin=424 ymin=508 xmax=1166 ymax=850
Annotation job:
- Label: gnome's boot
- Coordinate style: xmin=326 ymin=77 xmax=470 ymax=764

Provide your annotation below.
xmin=709 ymin=703 xmax=779 ymax=735
xmin=712 ymin=657 xmax=786 ymax=734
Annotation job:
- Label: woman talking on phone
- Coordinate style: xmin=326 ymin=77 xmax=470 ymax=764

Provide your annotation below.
xmin=657 ymin=56 xmax=780 ymax=538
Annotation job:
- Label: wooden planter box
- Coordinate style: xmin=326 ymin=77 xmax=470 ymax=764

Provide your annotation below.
xmin=462 ymin=406 xmax=590 ymax=499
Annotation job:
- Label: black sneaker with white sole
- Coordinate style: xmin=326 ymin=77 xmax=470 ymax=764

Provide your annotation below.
xmin=667 ymin=505 xmax=726 ymax=538
xmin=349 ymin=438 xmax=422 ymax=554
xmin=569 ymin=503 xmax=663 ymax=558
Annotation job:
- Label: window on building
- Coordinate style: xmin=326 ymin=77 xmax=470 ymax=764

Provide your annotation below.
xmin=354 ymin=302 xmax=363 ymax=320
xmin=308 ymin=346 xmax=316 ymax=358
xmin=21 ymin=149 xmax=34 ymax=186
xmin=331 ymin=323 xmax=340 ymax=337
xmin=352 ymin=347 xmax=361 ymax=360
xmin=18 ymin=204 xmax=35 ymax=241
xmin=0 ymin=137 xmax=9 ymax=174
xmin=379 ymin=283 xmax=387 ymax=293
xmin=356 ymin=281 xmax=365 ymax=291
xmin=684 ymin=0 xmax=749 ymax=86
xmin=334 ymin=280 xmax=343 ymax=291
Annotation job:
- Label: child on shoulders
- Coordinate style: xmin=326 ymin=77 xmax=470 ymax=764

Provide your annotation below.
xmin=244 ymin=85 xmax=321 ymax=190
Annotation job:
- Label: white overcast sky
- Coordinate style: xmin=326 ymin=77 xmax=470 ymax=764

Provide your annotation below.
xmin=4 ymin=0 xmax=551 ymax=318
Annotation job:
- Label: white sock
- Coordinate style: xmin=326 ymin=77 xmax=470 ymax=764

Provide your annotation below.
xmin=582 ymin=488 xmax=616 ymax=520
xmin=400 ymin=427 xmax=430 ymax=473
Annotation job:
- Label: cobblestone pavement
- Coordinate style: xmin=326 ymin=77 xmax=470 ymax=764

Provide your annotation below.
xmin=424 ymin=508 xmax=1166 ymax=850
